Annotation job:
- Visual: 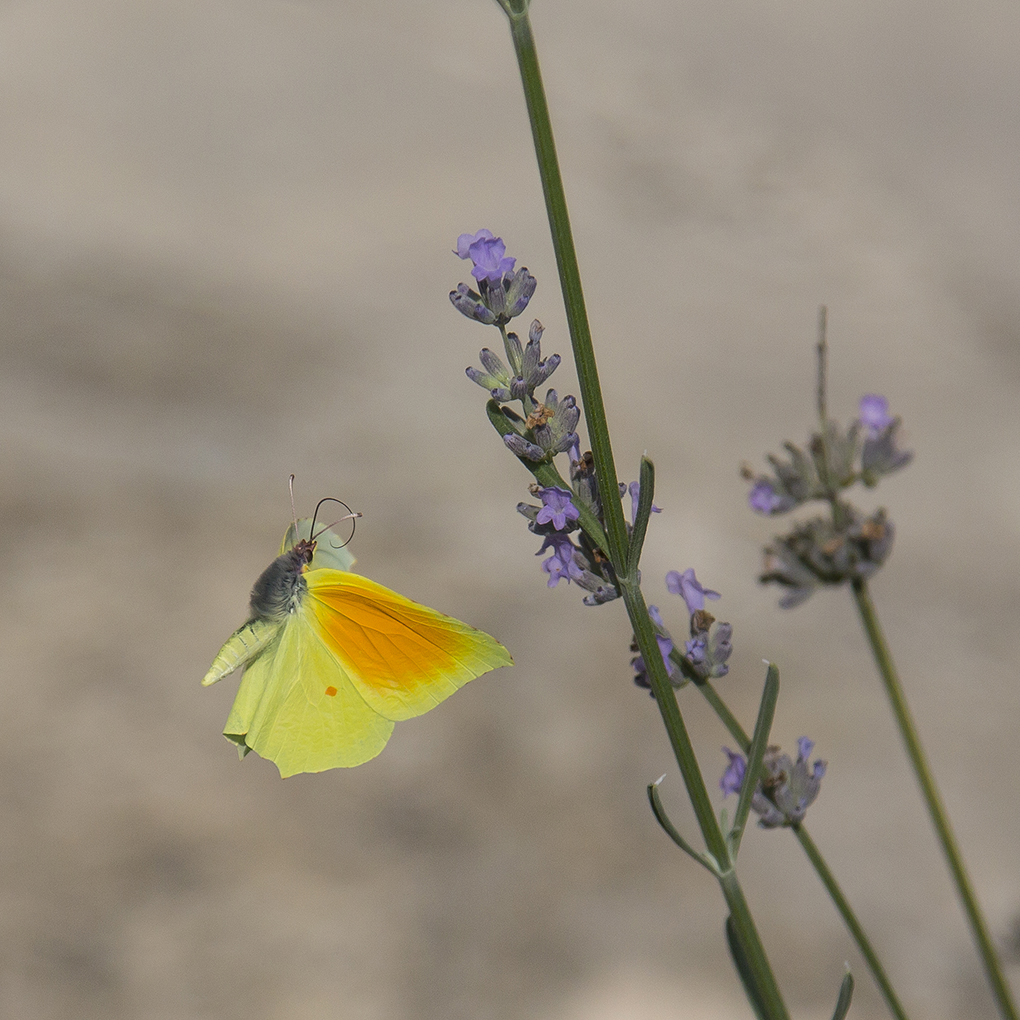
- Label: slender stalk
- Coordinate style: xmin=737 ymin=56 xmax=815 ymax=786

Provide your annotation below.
xmin=625 ymin=581 xmax=730 ymax=866
xmin=695 ymin=676 xmax=913 ymax=1020
xmin=816 ymin=305 xmax=828 ymax=427
xmin=851 ymin=578 xmax=1018 ymax=1020
xmin=497 ymin=6 xmax=791 ymax=1016
xmin=719 ymin=867 xmax=790 ymax=1020
xmin=794 ymin=825 xmax=909 ymax=1020
xmin=503 ymin=7 xmax=629 ymax=569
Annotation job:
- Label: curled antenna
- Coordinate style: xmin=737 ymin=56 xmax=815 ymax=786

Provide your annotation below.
xmin=310 ymin=496 xmax=362 ymax=550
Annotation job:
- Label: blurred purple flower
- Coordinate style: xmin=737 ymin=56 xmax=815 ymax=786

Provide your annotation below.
xmin=859 ymin=394 xmax=894 ymax=438
xmin=749 ymin=479 xmax=788 ymax=515
xmin=665 ymin=568 xmax=721 ymax=615
xmin=720 ymin=748 xmax=746 ymax=797
xmin=754 ymin=738 xmax=827 ymax=828
xmin=647 ymin=605 xmax=676 ymax=676
xmin=628 ymin=481 xmax=663 ymax=524
xmin=685 ymin=635 xmax=707 ymax=664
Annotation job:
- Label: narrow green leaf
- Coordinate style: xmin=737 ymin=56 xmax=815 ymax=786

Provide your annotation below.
xmin=725 ymin=915 xmax=769 ymax=1020
xmin=625 ymin=456 xmax=655 ymax=575
xmin=729 ymin=663 xmax=780 ymax=857
xmin=647 ymin=779 xmax=720 ymax=875
xmin=830 ymin=971 xmax=854 ymax=1020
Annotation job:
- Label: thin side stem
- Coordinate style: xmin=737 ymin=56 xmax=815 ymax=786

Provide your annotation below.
xmin=794 ymin=825 xmax=909 ymax=1020
xmin=851 ymin=578 xmax=1018 ymax=1020
xmin=694 ymin=676 xmax=913 ymax=1020
xmin=625 ymin=581 xmax=730 ymax=865
xmin=816 ymin=305 xmax=828 ymax=427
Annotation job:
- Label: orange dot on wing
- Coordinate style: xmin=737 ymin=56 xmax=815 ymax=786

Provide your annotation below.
xmin=324 ymin=686 xmax=338 ymax=697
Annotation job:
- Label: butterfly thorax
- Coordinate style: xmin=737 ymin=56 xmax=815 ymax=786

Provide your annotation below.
xmin=249 ymin=539 xmax=316 ymax=621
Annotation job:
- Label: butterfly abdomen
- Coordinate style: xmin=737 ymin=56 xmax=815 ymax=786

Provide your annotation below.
xmin=249 ymin=540 xmax=314 ymax=621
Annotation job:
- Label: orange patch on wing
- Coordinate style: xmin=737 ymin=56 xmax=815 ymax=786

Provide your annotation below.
xmin=324 ymin=686 xmax=338 ymax=697
xmin=304 ymin=569 xmax=511 ymax=722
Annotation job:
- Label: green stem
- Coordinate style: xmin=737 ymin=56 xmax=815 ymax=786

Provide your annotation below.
xmin=500 ymin=7 xmax=790 ymax=1016
xmin=794 ymin=825 xmax=910 ymax=1020
xmin=696 ymin=676 xmax=913 ymax=1020
xmin=625 ymin=581 xmax=730 ymax=866
xmin=719 ymin=868 xmax=790 ymax=1020
xmin=851 ymin=578 xmax=1018 ymax=1020
xmin=505 ymin=7 xmax=629 ymax=569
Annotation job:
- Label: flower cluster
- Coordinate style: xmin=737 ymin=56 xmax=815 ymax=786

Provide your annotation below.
xmin=761 ymin=507 xmax=894 ymax=608
xmin=721 ymin=738 xmax=827 ymax=828
xmin=455 ymin=230 xmax=645 ymax=605
xmin=744 ymin=395 xmax=911 ymax=605
xmin=632 ymin=568 xmax=733 ymax=692
xmin=451 ymin=230 xmax=536 ymax=327
xmin=516 ymin=483 xmax=621 ymax=605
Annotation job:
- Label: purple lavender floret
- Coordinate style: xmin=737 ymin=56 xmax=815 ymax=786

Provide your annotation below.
xmin=537 ymin=533 xmax=585 ymax=587
xmin=504 ymin=433 xmax=546 ymax=462
xmin=530 ymin=390 xmax=580 ymax=459
xmin=504 ymin=268 xmax=537 ymax=318
xmin=535 ymin=487 xmax=581 ymax=531
xmin=665 ymin=568 xmax=721 ymax=615
xmin=753 ymin=739 xmax=827 ymax=828
xmin=628 ymin=481 xmax=663 ymax=523
xmin=465 ymin=347 xmax=513 ymax=399
xmin=456 ymin=229 xmax=516 ymax=283
xmin=452 ymin=231 xmax=535 ymax=324
xmin=720 ymin=739 xmax=826 ymax=827
xmin=858 ymin=394 xmax=894 ymax=437
xmin=720 ymin=748 xmax=746 ymax=796
xmin=859 ymin=394 xmax=913 ymax=479
xmin=451 ymin=282 xmax=499 ymax=325
xmin=685 ymin=635 xmax=707 ymax=665
xmin=748 ymin=479 xmax=796 ymax=515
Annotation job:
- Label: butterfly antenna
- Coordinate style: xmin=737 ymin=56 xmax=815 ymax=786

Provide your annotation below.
xmin=311 ymin=497 xmax=361 ymax=549
xmin=288 ymin=474 xmax=299 ymax=534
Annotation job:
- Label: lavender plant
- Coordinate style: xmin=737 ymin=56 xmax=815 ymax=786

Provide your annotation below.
xmin=445 ymin=2 xmax=1017 ymax=1018
xmin=744 ymin=310 xmax=1018 ymax=1020
xmin=453 ymin=225 xmax=801 ymax=1020
xmin=453 ymin=226 xmax=900 ymax=1020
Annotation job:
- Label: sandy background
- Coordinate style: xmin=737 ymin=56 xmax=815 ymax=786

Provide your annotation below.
xmin=1 ymin=0 xmax=1019 ymax=1017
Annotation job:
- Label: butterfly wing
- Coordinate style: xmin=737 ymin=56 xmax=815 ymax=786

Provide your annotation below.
xmin=304 ymin=569 xmax=512 ymax=722
xmin=222 ymin=609 xmax=395 ymax=777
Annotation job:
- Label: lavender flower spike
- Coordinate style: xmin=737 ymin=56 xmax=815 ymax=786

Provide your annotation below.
xmin=753 ymin=739 xmax=828 ymax=828
xmin=665 ymin=568 xmax=721 ymax=615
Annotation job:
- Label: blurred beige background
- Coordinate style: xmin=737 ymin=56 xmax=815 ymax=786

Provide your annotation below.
xmin=1 ymin=0 xmax=1018 ymax=1018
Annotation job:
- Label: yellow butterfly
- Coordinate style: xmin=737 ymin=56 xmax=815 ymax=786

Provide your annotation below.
xmin=203 ymin=500 xmax=511 ymax=777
